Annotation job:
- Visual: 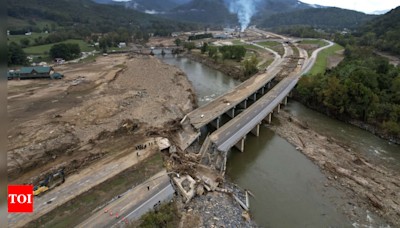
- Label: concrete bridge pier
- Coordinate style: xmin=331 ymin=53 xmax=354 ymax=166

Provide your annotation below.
xmin=274 ymin=104 xmax=281 ymax=113
xmin=225 ymin=107 xmax=235 ymax=118
xmin=257 ymin=87 xmax=265 ymax=95
xmin=210 ymin=116 xmax=221 ymax=129
xmin=266 ymin=112 xmax=272 ymax=124
xmin=289 ymin=91 xmax=293 ymax=98
xmin=234 ymin=136 xmax=246 ymax=152
xmin=267 ymin=82 xmax=271 ymax=89
xmin=238 ymin=99 xmax=248 ymax=109
xmin=250 ymin=123 xmax=260 ymax=137
xmin=248 ymin=93 xmax=257 ymax=101
xmin=282 ymin=96 xmax=288 ymax=105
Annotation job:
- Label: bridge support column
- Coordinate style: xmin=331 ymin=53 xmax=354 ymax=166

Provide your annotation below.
xmin=234 ymin=136 xmax=246 ymax=152
xmin=257 ymin=87 xmax=264 ymax=95
xmin=266 ymin=113 xmax=272 ymax=124
xmin=267 ymin=82 xmax=271 ymax=89
xmin=289 ymin=91 xmax=293 ymax=98
xmin=274 ymin=104 xmax=280 ymax=113
xmin=282 ymin=96 xmax=288 ymax=105
xmin=225 ymin=107 xmax=235 ymax=118
xmin=249 ymin=93 xmax=257 ymax=101
xmin=210 ymin=116 xmax=221 ymax=129
xmin=251 ymin=123 xmax=260 ymax=137
xmin=238 ymin=99 xmax=247 ymax=109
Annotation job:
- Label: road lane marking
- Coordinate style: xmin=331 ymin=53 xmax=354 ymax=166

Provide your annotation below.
xmin=111 ymin=185 xmax=171 ymax=228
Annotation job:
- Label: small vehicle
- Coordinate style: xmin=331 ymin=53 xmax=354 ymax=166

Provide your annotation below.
xmin=103 ymin=53 xmax=108 ymax=56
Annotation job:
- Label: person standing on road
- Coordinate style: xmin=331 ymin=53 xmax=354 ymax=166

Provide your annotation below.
xmin=147 ymin=185 xmax=150 ymax=191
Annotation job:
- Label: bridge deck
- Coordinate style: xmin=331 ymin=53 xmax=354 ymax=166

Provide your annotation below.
xmin=187 ymin=43 xmax=292 ymax=129
xmin=209 ymin=41 xmax=333 ymax=152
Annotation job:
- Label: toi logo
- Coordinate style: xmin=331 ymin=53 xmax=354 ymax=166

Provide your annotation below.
xmin=8 ymin=185 xmax=34 ymax=213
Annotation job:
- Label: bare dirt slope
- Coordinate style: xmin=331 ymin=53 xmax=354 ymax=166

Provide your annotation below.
xmin=7 ymin=54 xmax=197 ymax=185
xmin=269 ymin=110 xmax=400 ymax=227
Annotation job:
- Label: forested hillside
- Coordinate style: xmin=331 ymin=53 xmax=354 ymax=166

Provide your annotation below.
xmin=7 ymin=0 xmax=200 ymax=33
xmin=258 ymin=7 xmax=376 ymax=30
xmin=297 ymin=46 xmax=400 ymax=139
xmin=347 ymin=6 xmax=400 ymax=55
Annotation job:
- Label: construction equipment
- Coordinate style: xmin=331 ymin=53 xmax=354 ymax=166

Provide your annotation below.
xmin=33 ymin=168 xmax=65 ymax=197
xmin=125 ymin=123 xmax=139 ymax=133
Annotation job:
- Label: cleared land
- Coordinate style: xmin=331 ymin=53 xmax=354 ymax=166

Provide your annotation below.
xmin=309 ymin=44 xmax=344 ymax=75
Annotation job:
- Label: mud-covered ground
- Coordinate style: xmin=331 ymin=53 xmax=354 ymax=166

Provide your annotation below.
xmin=269 ymin=110 xmax=400 ymax=227
xmin=7 ymin=54 xmax=198 ymax=186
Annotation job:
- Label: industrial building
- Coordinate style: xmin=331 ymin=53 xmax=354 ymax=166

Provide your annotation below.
xmin=214 ymin=33 xmax=233 ymax=39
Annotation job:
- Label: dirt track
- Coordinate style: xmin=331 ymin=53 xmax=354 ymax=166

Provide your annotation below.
xmin=7 ymin=54 xmax=197 ymax=186
xmin=269 ymin=110 xmax=400 ymax=227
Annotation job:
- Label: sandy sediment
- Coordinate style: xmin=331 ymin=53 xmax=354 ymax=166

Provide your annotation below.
xmin=7 ymin=54 xmax=198 ymax=185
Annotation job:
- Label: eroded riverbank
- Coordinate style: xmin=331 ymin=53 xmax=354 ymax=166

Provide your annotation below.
xmin=156 ymin=52 xmax=399 ymax=227
xmin=269 ymin=109 xmax=400 ymax=227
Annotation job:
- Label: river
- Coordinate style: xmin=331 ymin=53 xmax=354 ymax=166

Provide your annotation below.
xmin=156 ymin=52 xmax=398 ymax=227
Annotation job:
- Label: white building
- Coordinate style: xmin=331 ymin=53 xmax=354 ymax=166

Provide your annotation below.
xmin=214 ymin=33 xmax=233 ymax=39
xmin=25 ymin=32 xmax=31 ymax=35
xmin=118 ymin=42 xmax=127 ymax=48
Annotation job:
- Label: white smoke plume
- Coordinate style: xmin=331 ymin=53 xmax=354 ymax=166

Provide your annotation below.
xmin=224 ymin=0 xmax=261 ymax=32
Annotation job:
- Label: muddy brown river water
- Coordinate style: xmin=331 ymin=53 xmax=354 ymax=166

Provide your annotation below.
xmin=156 ymin=52 xmax=398 ymax=227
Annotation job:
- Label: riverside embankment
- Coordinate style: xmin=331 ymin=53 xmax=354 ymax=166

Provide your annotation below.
xmin=155 ymin=51 xmax=399 ymax=227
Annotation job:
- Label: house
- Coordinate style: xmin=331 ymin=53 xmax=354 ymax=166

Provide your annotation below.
xmin=25 ymin=32 xmax=31 ymax=36
xmin=172 ymin=33 xmax=178 ymax=37
xmin=54 ymin=58 xmax=64 ymax=63
xmin=8 ymin=67 xmax=63 ymax=80
xmin=45 ymin=31 xmax=48 ymax=33
xmin=341 ymin=31 xmax=348 ymax=35
xmin=26 ymin=56 xmax=33 ymax=62
xmin=118 ymin=42 xmax=127 ymax=48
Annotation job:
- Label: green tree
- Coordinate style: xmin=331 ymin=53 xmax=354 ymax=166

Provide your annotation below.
xmin=92 ymin=35 xmax=99 ymax=42
xmin=49 ymin=43 xmax=81 ymax=60
xmin=242 ymin=56 xmax=259 ymax=77
xmin=51 ymin=23 xmax=57 ymax=31
xmin=208 ymin=46 xmax=217 ymax=58
xmin=183 ymin=42 xmax=196 ymax=50
xmin=8 ymin=44 xmax=29 ymax=66
xmin=20 ymin=38 xmax=30 ymax=47
xmin=174 ymin=38 xmax=181 ymax=47
xmin=200 ymin=42 xmax=208 ymax=54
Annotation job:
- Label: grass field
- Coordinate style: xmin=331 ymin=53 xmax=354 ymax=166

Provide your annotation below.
xmin=309 ymin=43 xmax=344 ymax=75
xmin=23 ymin=39 xmax=95 ymax=55
xmin=257 ymin=41 xmax=284 ymax=56
xmin=239 ymin=44 xmax=262 ymax=50
xmin=299 ymin=40 xmax=329 ymax=47
xmin=8 ymin=33 xmax=51 ymax=45
xmin=259 ymin=58 xmax=274 ymax=69
xmin=258 ymin=41 xmax=280 ymax=47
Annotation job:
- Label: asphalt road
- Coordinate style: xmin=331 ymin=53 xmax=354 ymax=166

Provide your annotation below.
xmin=7 ymin=141 xmax=158 ymax=228
xmin=210 ymin=36 xmax=334 ymax=152
xmin=187 ymin=39 xmax=291 ymax=130
xmin=76 ymin=170 xmax=175 ymax=228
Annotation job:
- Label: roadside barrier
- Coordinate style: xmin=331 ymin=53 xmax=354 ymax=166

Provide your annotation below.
xmin=110 ymin=211 xmax=113 ymax=215
xmin=104 ymin=208 xmax=107 ymax=213
xmin=116 ymin=214 xmax=119 ymax=219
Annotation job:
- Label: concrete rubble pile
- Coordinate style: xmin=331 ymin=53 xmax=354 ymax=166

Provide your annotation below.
xmin=165 ymin=144 xmax=256 ymax=226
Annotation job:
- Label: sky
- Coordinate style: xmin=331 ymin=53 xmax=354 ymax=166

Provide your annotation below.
xmin=300 ymin=0 xmax=399 ymax=13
